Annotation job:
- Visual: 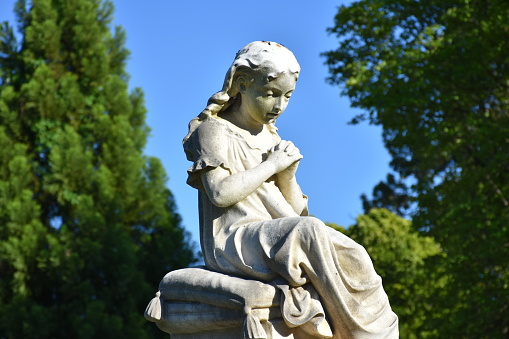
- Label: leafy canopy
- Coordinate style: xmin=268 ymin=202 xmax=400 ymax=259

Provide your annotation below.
xmin=0 ymin=1 xmax=197 ymax=338
xmin=329 ymin=209 xmax=442 ymax=338
xmin=324 ymin=0 xmax=509 ymax=337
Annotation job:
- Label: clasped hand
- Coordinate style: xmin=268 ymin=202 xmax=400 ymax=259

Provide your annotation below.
xmin=267 ymin=140 xmax=303 ymax=178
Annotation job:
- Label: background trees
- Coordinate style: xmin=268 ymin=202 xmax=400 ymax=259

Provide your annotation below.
xmin=0 ymin=0 xmax=196 ymax=337
xmin=2 ymin=0 xmax=507 ymax=337
xmin=346 ymin=209 xmax=442 ymax=338
xmin=329 ymin=209 xmax=442 ymax=338
xmin=324 ymin=0 xmax=509 ymax=337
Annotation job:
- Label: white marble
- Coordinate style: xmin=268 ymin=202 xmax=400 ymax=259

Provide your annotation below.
xmin=146 ymin=41 xmax=399 ymax=338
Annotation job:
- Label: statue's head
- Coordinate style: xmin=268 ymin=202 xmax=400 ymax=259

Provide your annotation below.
xmin=200 ymin=41 xmax=300 ymax=119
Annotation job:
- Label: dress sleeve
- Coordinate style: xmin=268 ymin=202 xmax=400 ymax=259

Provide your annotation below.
xmin=183 ymin=119 xmax=232 ymax=191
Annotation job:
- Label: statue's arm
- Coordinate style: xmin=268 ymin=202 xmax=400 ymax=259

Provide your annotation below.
xmin=200 ymin=161 xmax=276 ymax=207
xmin=276 ymin=162 xmax=307 ymax=215
xmin=194 ymin=121 xmax=274 ymax=207
xmin=201 ymin=142 xmax=302 ymax=208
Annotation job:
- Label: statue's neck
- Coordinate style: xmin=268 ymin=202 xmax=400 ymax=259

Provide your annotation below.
xmin=220 ymin=109 xmax=264 ymax=136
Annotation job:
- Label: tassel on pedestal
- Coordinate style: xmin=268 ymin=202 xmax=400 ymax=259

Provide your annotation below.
xmin=243 ymin=306 xmax=267 ymax=339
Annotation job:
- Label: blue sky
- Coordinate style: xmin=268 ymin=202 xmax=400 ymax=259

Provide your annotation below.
xmin=0 ymin=0 xmax=391 ymax=246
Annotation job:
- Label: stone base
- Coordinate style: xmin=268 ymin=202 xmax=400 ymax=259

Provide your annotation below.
xmin=146 ymin=267 xmax=318 ymax=338
xmin=170 ymin=319 xmax=308 ymax=339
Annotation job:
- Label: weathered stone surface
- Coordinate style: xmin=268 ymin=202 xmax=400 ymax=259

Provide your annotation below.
xmin=145 ymin=267 xmax=282 ymax=337
xmin=145 ymin=41 xmax=399 ymax=338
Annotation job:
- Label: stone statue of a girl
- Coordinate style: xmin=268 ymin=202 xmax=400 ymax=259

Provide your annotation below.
xmin=146 ymin=41 xmax=398 ymax=339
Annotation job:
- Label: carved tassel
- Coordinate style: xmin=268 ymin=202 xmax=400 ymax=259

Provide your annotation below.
xmin=144 ymin=291 xmax=162 ymax=321
xmin=243 ymin=306 xmax=267 ymax=339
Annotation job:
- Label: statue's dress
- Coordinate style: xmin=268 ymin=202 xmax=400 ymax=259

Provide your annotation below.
xmin=183 ymin=116 xmax=399 ymax=338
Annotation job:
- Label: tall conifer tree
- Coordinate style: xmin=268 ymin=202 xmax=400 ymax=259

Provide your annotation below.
xmin=0 ymin=1 xmax=196 ymax=337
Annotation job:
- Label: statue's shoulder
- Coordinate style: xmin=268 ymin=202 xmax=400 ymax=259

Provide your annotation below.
xmin=198 ymin=116 xmax=227 ymax=131
xmin=185 ymin=116 xmax=227 ymax=142
xmin=193 ymin=117 xmax=232 ymax=142
xmin=184 ymin=117 xmax=233 ymax=157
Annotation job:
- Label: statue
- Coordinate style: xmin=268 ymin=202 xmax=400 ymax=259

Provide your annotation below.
xmin=145 ymin=41 xmax=399 ymax=338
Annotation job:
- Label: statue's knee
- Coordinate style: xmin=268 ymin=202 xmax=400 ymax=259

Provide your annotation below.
xmin=303 ymin=216 xmax=326 ymax=230
xmin=295 ymin=217 xmax=328 ymax=244
xmin=351 ymin=242 xmax=379 ymax=276
xmin=359 ymin=245 xmax=373 ymax=265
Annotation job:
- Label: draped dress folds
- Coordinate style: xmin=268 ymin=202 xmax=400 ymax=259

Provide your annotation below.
xmin=183 ymin=116 xmax=399 ymax=338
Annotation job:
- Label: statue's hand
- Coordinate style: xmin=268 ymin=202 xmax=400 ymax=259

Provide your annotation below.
xmin=267 ymin=140 xmax=303 ymax=175
xmin=278 ymin=159 xmax=300 ymax=181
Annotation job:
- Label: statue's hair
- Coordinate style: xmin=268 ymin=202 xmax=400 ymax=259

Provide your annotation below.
xmin=199 ymin=41 xmax=300 ymax=119
xmin=184 ymin=41 xmax=300 ymax=146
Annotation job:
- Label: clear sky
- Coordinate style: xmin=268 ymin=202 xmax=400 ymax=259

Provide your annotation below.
xmin=0 ymin=0 xmax=391 ymax=247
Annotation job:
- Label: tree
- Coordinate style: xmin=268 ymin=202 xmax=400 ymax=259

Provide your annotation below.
xmin=361 ymin=173 xmax=413 ymax=217
xmin=0 ymin=1 xmax=197 ymax=338
xmin=347 ymin=209 xmax=442 ymax=338
xmin=329 ymin=209 xmax=442 ymax=338
xmin=323 ymin=0 xmax=509 ymax=337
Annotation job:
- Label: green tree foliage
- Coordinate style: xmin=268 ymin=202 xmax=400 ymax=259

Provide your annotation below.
xmin=323 ymin=0 xmax=509 ymax=337
xmin=329 ymin=209 xmax=442 ymax=338
xmin=347 ymin=209 xmax=442 ymax=338
xmin=361 ymin=173 xmax=412 ymax=217
xmin=0 ymin=1 xmax=197 ymax=337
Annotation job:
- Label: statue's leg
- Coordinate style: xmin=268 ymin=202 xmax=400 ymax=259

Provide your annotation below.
xmin=233 ymin=216 xmax=399 ymax=339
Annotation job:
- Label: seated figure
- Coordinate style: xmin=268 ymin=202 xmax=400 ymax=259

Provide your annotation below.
xmin=145 ymin=41 xmax=399 ymax=339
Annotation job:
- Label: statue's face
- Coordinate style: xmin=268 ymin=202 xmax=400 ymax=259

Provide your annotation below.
xmin=241 ymin=71 xmax=297 ymax=125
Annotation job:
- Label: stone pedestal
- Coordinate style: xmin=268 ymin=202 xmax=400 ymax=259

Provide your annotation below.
xmin=145 ymin=267 xmax=306 ymax=339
